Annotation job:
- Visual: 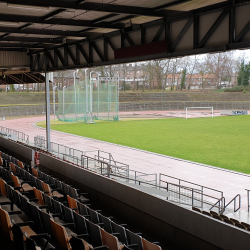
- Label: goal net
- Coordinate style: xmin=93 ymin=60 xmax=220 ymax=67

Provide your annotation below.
xmin=185 ymin=107 xmax=213 ymax=119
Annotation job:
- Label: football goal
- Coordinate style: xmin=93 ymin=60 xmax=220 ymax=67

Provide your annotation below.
xmin=185 ymin=107 xmax=213 ymax=119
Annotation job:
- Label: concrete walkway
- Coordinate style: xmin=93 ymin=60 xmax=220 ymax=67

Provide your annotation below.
xmin=0 ymin=115 xmax=249 ymax=210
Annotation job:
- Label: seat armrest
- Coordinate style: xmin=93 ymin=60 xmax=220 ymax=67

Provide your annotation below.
xmin=127 ymin=244 xmax=138 ymax=249
xmin=120 ymin=224 xmax=127 ymax=226
xmin=29 ymin=198 xmax=39 ymax=202
xmin=51 ymin=213 xmax=61 ymax=218
xmin=111 ymin=232 xmax=120 ymax=236
xmin=94 ymin=246 xmax=109 ymax=250
xmin=62 ymin=223 xmax=75 ymax=227
xmin=38 ymin=205 xmax=49 ymax=210
xmin=0 ymin=201 xmax=12 ymax=205
xmin=16 ymin=221 xmax=35 ymax=227
xmin=8 ymin=211 xmax=22 ymax=215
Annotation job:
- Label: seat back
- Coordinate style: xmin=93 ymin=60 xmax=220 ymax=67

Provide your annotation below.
xmin=73 ymin=212 xmax=88 ymax=235
xmin=111 ymin=221 xmax=128 ymax=245
xmin=62 ymin=183 xmax=70 ymax=196
xmin=126 ymin=229 xmax=143 ymax=250
xmin=30 ymin=202 xmax=42 ymax=231
xmin=20 ymin=195 xmax=32 ymax=216
xmin=55 ymin=179 xmax=62 ymax=190
xmin=142 ymin=238 xmax=162 ymax=250
xmin=43 ymin=193 xmax=53 ymax=212
xmin=69 ymin=186 xmax=78 ymax=199
xmin=67 ymin=195 xmax=78 ymax=212
xmin=61 ymin=204 xmax=74 ymax=223
xmin=36 ymin=179 xmax=44 ymax=192
xmin=99 ymin=214 xmax=113 ymax=234
xmin=69 ymin=235 xmax=93 ymax=250
xmin=42 ymin=182 xmax=52 ymax=196
xmin=0 ymin=178 xmax=7 ymax=196
xmin=11 ymin=222 xmax=26 ymax=250
xmin=30 ymin=175 xmax=38 ymax=189
xmin=50 ymin=218 xmax=70 ymax=250
xmin=13 ymin=190 xmax=22 ymax=210
xmin=18 ymin=161 xmax=24 ymax=169
xmin=86 ymin=207 xmax=100 ymax=224
xmin=32 ymin=168 xmax=39 ymax=177
xmin=39 ymin=210 xmax=54 ymax=236
xmin=5 ymin=183 xmax=15 ymax=203
xmin=0 ymin=207 xmax=13 ymax=240
xmin=9 ymin=162 xmax=16 ymax=174
xmin=85 ymin=219 xmax=103 ymax=247
xmin=33 ymin=187 xmax=44 ymax=205
xmin=11 ymin=173 xmax=21 ymax=188
xmin=51 ymin=198 xmax=63 ymax=215
xmin=78 ymin=202 xmax=89 ymax=216
xmin=0 ymin=156 xmax=3 ymax=166
xmin=101 ymin=228 xmax=120 ymax=250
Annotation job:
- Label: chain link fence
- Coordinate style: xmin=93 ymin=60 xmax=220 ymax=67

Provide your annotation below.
xmin=0 ymin=102 xmax=249 ymax=119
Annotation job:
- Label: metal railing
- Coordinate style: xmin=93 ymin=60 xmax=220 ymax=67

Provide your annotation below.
xmin=0 ymin=101 xmax=249 ymax=119
xmin=0 ymin=126 xmax=29 ymax=144
xmin=209 ymin=197 xmax=225 ymax=214
xmin=119 ymin=101 xmax=250 ymax=112
xmin=81 ymin=154 xmax=158 ymax=186
xmin=246 ymin=189 xmax=250 ymax=212
xmin=0 ymin=104 xmax=55 ymax=119
xmin=220 ymin=194 xmax=241 ymax=214
xmin=159 ymin=173 xmax=223 ymax=208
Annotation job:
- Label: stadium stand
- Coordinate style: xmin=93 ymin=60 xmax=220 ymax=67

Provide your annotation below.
xmin=0 ymin=150 xmax=163 ymax=250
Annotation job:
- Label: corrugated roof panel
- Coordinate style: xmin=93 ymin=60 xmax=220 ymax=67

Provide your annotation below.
xmin=88 ymin=0 xmax=173 ymax=8
xmin=0 ymin=51 xmax=29 ymax=68
xmin=167 ymin=0 xmax=227 ymax=11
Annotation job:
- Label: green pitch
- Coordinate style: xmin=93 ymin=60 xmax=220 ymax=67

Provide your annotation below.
xmin=37 ymin=116 xmax=250 ymax=174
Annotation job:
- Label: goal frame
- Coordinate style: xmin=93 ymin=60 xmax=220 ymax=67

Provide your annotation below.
xmin=185 ymin=107 xmax=213 ymax=119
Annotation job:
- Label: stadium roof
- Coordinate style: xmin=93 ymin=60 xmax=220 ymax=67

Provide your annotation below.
xmin=0 ymin=0 xmax=228 ymax=52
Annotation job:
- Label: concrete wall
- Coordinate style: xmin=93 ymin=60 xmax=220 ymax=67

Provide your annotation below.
xmin=0 ymin=137 xmax=34 ymax=161
xmin=40 ymin=152 xmax=250 ymax=250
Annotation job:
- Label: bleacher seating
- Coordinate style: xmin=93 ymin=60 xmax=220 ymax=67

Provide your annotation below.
xmin=0 ymin=151 xmax=163 ymax=250
xmin=192 ymin=207 xmax=250 ymax=231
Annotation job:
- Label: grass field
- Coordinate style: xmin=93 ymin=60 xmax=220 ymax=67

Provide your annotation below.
xmin=37 ymin=116 xmax=250 ymax=174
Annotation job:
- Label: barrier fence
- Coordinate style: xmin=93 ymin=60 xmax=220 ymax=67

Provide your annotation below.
xmin=0 ymin=101 xmax=250 ymax=119
xmin=0 ymin=132 xmax=239 ymax=212
xmin=0 ymin=126 xmax=29 ymax=144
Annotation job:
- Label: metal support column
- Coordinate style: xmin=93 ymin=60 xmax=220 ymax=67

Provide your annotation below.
xmin=45 ymin=73 xmax=51 ymax=151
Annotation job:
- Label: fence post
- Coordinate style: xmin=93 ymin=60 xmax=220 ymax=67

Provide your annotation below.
xmin=192 ymin=189 xmax=194 ymax=207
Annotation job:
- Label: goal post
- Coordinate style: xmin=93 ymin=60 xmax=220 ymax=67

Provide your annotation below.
xmin=185 ymin=107 xmax=213 ymax=119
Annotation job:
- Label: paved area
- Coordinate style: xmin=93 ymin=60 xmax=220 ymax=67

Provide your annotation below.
xmin=0 ymin=114 xmax=249 ymax=211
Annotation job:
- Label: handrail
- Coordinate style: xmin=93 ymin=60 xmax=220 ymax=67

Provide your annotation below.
xmin=245 ymin=189 xmax=250 ymax=212
xmin=220 ymin=194 xmax=241 ymax=214
xmin=159 ymin=173 xmax=223 ymax=199
xmin=210 ymin=197 xmax=225 ymax=214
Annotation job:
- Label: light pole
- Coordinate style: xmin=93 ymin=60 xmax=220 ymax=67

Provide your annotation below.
xmin=74 ymin=71 xmax=77 ymax=122
xmin=63 ymin=86 xmax=66 ymax=121
xmin=53 ymin=85 xmax=57 ymax=121
xmin=89 ymin=71 xmax=95 ymax=123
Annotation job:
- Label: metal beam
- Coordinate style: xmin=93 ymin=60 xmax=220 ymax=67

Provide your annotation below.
xmin=197 ymin=9 xmax=229 ymax=48
xmin=0 ymin=14 xmax=125 ymax=29
xmin=0 ymin=36 xmax=64 ymax=44
xmin=171 ymin=18 xmax=193 ymax=51
xmin=235 ymin=19 xmax=250 ymax=43
xmin=2 ymin=0 xmax=174 ymax=17
xmin=0 ymin=27 xmax=98 ymax=38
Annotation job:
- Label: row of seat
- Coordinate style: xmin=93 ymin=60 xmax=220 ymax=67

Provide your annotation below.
xmin=0 ymin=151 xmax=162 ymax=250
xmin=192 ymin=207 xmax=250 ymax=231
